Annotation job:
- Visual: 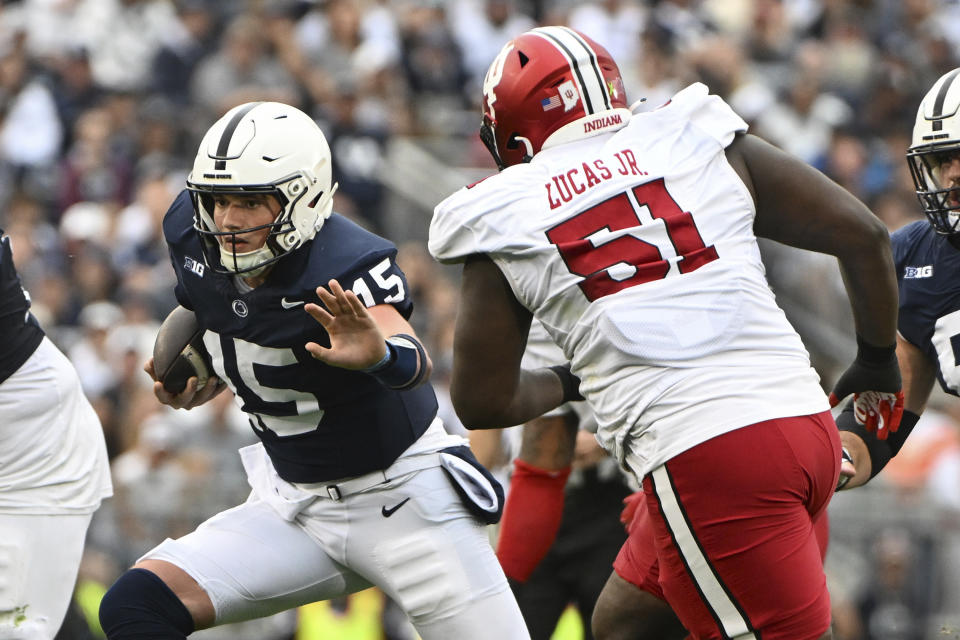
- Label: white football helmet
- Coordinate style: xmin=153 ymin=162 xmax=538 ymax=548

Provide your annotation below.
xmin=908 ymin=68 xmax=960 ymax=236
xmin=187 ymin=101 xmax=338 ymax=275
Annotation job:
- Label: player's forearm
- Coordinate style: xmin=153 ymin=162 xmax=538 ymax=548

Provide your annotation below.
xmin=898 ymin=336 xmax=937 ymax=415
xmin=452 ymin=367 xmax=567 ymax=429
xmin=837 ymin=246 xmax=899 ymax=348
xmin=518 ymin=413 xmax=578 ymax=469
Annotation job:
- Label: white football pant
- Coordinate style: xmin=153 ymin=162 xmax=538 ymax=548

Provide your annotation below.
xmin=0 ymin=513 xmax=92 ymax=639
xmin=143 ymin=446 xmax=529 ymax=639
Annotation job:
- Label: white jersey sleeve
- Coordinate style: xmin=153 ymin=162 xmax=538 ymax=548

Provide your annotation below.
xmin=670 ymin=82 xmax=747 ymax=148
xmin=430 ymin=170 xmax=539 ymax=265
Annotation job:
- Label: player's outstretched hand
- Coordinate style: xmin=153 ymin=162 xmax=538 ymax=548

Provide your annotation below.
xmin=144 ymin=357 xmax=225 ymax=410
xmin=828 ymin=340 xmax=904 ymax=440
xmin=305 ymin=279 xmax=387 ymax=370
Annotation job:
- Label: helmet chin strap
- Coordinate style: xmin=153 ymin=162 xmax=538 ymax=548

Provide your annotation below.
xmin=219 ymin=244 xmax=276 ymax=278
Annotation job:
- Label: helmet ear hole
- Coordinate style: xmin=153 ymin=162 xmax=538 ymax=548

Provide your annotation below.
xmin=505 ymin=135 xmax=534 ymax=162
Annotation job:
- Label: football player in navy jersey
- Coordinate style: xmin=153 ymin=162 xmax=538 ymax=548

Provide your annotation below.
xmin=836 ymin=67 xmax=960 ymax=489
xmin=98 ymin=102 xmax=530 ymax=640
xmin=0 ymin=229 xmax=112 ymax=639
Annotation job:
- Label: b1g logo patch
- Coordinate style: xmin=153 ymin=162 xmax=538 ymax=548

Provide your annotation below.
xmin=904 ymin=265 xmax=933 ymax=279
xmin=184 ymin=256 xmax=205 ymax=277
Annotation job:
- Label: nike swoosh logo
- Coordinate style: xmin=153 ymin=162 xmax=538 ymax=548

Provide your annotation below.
xmin=381 ymin=498 xmax=410 ymax=517
xmin=281 ymin=297 xmax=305 ymax=309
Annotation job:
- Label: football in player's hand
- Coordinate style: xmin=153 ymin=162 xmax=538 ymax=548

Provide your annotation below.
xmin=153 ymin=306 xmax=212 ymax=394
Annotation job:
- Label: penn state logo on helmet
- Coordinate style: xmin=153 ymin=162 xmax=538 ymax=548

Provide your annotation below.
xmin=479 ymin=26 xmax=630 ymax=170
xmin=908 ymin=67 xmax=960 ymax=236
xmin=187 ymin=102 xmax=339 ymax=275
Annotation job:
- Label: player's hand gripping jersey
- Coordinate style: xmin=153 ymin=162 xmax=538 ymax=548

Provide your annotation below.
xmin=164 ymin=190 xmax=439 ymax=483
xmin=430 ymin=84 xmax=829 ymax=475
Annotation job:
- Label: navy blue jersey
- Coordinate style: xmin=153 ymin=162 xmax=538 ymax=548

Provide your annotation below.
xmin=892 ymin=220 xmax=960 ymax=396
xmin=0 ymin=230 xmax=44 ymax=384
xmin=163 ymin=190 xmax=438 ymax=482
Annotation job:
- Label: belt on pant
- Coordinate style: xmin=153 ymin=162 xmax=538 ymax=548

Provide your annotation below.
xmin=295 ymin=453 xmax=442 ymax=501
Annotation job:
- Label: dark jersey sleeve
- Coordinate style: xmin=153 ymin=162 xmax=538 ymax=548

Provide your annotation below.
xmin=892 ymin=220 xmax=960 ymax=396
xmin=290 ymin=214 xmax=415 ymax=319
xmin=892 ymin=221 xmax=931 ymax=351
xmin=162 ymin=189 xmax=201 ymax=311
xmin=335 ymin=255 xmax=412 ymax=317
xmin=0 ymin=231 xmax=44 ymax=384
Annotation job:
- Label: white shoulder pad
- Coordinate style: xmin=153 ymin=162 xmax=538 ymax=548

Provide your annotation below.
xmin=428 ymin=169 xmax=538 ymax=264
xmin=429 ymin=182 xmax=480 ymax=264
xmin=667 ymin=82 xmax=748 ymax=148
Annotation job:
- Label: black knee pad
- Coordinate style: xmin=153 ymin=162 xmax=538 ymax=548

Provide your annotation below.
xmin=99 ymin=568 xmax=195 ymax=639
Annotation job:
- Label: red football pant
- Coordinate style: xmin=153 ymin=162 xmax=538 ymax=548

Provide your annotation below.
xmin=614 ymin=412 xmax=839 ymax=640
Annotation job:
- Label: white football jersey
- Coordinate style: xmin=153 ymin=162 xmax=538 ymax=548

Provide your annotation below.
xmin=430 ymin=83 xmax=829 ymax=478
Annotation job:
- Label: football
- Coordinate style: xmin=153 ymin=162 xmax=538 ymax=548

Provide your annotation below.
xmin=153 ymin=305 xmax=213 ymax=394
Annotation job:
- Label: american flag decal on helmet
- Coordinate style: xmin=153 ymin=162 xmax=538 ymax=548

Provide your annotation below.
xmin=542 ymin=95 xmax=562 ymax=111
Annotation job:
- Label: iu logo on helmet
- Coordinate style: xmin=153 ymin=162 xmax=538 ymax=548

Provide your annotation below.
xmin=483 ymin=43 xmax=514 ymax=121
xmin=558 ymin=80 xmax=579 ymax=112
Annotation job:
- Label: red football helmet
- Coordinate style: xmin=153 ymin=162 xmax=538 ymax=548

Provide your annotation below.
xmin=480 ymin=26 xmax=630 ymax=170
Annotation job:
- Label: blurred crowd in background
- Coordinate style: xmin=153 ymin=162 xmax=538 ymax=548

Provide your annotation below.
xmin=3 ymin=0 xmax=960 ymax=638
